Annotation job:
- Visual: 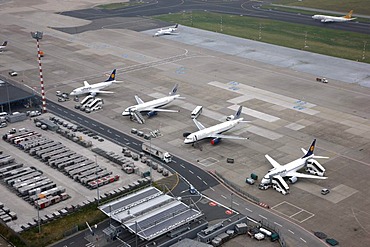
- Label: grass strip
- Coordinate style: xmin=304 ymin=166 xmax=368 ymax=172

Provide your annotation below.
xmin=154 ymin=12 xmax=370 ymax=63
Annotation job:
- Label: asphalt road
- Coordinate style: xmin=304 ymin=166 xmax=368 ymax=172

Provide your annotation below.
xmin=58 ymin=0 xmax=370 ymax=35
xmin=47 ymin=99 xmax=326 ymax=247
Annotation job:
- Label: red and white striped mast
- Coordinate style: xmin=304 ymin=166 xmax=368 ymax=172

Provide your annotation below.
xmin=31 ymin=31 xmax=46 ymax=113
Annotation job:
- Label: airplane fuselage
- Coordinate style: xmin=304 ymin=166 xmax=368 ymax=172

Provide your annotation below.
xmin=184 ymin=118 xmax=243 ymax=144
xmin=261 ymin=156 xmax=311 ymax=184
xmin=155 ymin=28 xmax=177 ymax=36
xmin=312 ymin=15 xmax=354 ymax=23
xmin=122 ymin=95 xmax=180 ymax=116
xmin=70 ymin=81 xmax=113 ymax=96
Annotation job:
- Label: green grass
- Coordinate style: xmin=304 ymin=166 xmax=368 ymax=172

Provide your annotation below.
xmin=20 ymin=204 xmax=107 ymax=247
xmin=273 ymin=0 xmax=370 ymax=15
xmin=96 ymin=1 xmax=143 ymax=10
xmin=154 ymin=12 xmax=370 ymax=63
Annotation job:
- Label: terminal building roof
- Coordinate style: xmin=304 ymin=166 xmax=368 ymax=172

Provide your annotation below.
xmin=99 ymin=186 xmax=203 ymax=241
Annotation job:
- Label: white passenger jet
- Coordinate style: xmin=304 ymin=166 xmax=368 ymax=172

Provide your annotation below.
xmin=184 ymin=106 xmax=248 ymax=145
xmin=154 ymin=24 xmax=179 ymax=37
xmin=70 ymin=69 xmax=121 ymax=96
xmin=122 ymin=84 xmax=184 ymax=123
xmin=312 ymin=10 xmax=356 ymax=23
xmin=0 ymin=41 xmax=8 ymax=51
xmin=260 ymin=139 xmax=328 ymax=187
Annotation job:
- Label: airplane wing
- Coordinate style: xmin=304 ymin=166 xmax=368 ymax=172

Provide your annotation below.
xmin=287 ymin=171 xmax=327 ymax=180
xmin=265 ymin=154 xmax=282 ymax=168
xmin=148 ymin=108 xmax=179 ymax=113
xmin=322 ymin=18 xmax=334 ymax=23
xmin=134 ymin=95 xmax=145 ymax=104
xmin=212 ymin=134 xmax=247 ymax=140
xmin=83 ymin=81 xmax=90 ymax=87
xmin=91 ymin=90 xmax=114 ymax=94
xmin=192 ymin=118 xmax=206 ymax=130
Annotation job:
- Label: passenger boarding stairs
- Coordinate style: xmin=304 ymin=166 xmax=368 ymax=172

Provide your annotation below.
xmin=271 ymin=176 xmax=290 ymax=195
xmin=131 ymin=110 xmax=145 ymax=124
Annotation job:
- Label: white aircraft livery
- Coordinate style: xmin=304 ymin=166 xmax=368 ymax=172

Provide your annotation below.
xmin=70 ymin=69 xmax=121 ymax=96
xmin=184 ymin=106 xmax=249 ymax=145
xmin=122 ymin=84 xmax=184 ymax=124
xmin=260 ymin=139 xmax=329 ymax=194
xmin=312 ymin=10 xmax=356 ymax=23
xmin=154 ymin=24 xmax=179 ymax=37
xmin=0 ymin=41 xmax=8 ymax=51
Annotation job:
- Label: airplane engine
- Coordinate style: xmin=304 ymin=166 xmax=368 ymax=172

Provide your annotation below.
xmin=147 ymin=111 xmax=158 ymax=118
xmin=289 ymin=176 xmax=298 ymax=184
xmin=226 ymin=115 xmax=235 ymax=121
xmin=210 ymin=138 xmax=221 ymax=145
xmin=183 ymin=132 xmax=191 ymax=137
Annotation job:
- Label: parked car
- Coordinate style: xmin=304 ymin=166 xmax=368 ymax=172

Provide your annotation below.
xmin=321 ymin=188 xmax=330 ymax=195
xmin=9 ymin=70 xmax=18 ymax=76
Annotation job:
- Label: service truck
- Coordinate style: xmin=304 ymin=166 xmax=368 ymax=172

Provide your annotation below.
xmin=141 ymin=142 xmax=172 ymax=163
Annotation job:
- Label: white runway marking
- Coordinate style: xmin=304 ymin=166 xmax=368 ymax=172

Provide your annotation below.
xmin=259 ymin=214 xmax=267 ymax=220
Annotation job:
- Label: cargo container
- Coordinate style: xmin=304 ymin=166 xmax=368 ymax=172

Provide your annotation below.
xmin=7 ymin=113 xmax=27 ymax=123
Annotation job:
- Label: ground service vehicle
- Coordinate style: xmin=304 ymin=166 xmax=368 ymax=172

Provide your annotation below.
xmin=141 ymin=142 xmax=172 ymax=163
xmin=191 ymin=105 xmax=203 ymax=119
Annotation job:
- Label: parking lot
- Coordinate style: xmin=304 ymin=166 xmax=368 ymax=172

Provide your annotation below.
xmin=0 ymin=115 xmax=169 ymax=231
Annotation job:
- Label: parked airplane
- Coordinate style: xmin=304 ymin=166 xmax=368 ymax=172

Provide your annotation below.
xmin=70 ymin=69 xmax=121 ymax=96
xmin=184 ymin=106 xmax=249 ymax=145
xmin=154 ymin=24 xmax=179 ymax=37
xmin=122 ymin=84 xmax=184 ymax=124
xmin=260 ymin=139 xmax=328 ymax=189
xmin=312 ymin=10 xmax=356 ymax=23
xmin=0 ymin=41 xmax=8 ymax=51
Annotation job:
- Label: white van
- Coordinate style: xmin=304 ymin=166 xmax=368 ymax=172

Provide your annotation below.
xmin=191 ymin=106 xmax=203 ymax=119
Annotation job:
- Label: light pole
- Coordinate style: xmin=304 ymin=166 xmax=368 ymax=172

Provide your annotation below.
xmin=6 ymin=82 xmax=11 ymax=114
xmin=149 ymin=132 xmax=153 ymax=185
xmin=36 ymin=188 xmax=41 ymax=233
xmin=230 ymin=193 xmax=233 ymax=210
xmin=95 ymin=155 xmax=100 ymax=205
xmin=30 ymin=31 xmax=46 ymax=113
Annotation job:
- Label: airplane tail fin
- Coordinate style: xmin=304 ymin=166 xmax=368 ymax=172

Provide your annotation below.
xmin=344 ymin=10 xmax=353 ymax=19
xmin=1 ymin=41 xmax=7 ymax=46
xmin=302 ymin=139 xmax=316 ymax=158
xmin=174 ymin=23 xmax=178 ymax=28
xmin=169 ymin=84 xmax=179 ymax=95
xmin=83 ymin=81 xmax=90 ymax=87
xmin=233 ymin=106 xmax=243 ymax=119
xmin=105 ymin=69 xmax=117 ymax=82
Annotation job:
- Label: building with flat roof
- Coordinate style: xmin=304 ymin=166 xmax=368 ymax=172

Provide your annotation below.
xmin=99 ymin=187 xmax=203 ymax=241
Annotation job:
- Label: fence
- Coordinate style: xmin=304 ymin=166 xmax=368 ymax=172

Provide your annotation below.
xmin=213 ymin=170 xmax=260 ymax=204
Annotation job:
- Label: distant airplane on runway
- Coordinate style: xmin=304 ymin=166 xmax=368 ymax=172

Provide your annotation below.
xmin=122 ymin=84 xmax=184 ymax=124
xmin=0 ymin=41 xmax=8 ymax=51
xmin=312 ymin=10 xmax=356 ymax=23
xmin=259 ymin=139 xmax=329 ymax=194
xmin=70 ymin=69 xmax=121 ymax=96
xmin=154 ymin=24 xmax=179 ymax=37
xmin=183 ymin=106 xmax=249 ymax=145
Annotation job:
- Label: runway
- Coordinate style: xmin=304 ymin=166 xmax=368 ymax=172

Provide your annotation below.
xmin=58 ymin=0 xmax=370 ymax=34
